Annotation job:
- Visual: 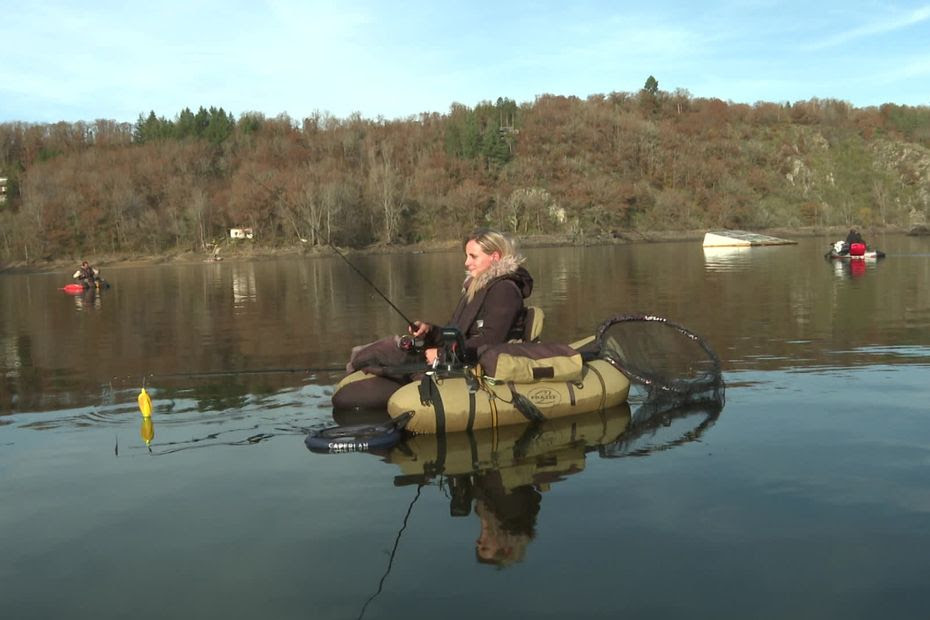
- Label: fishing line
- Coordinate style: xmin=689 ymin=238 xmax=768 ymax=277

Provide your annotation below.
xmin=357 ymin=484 xmax=424 ymax=620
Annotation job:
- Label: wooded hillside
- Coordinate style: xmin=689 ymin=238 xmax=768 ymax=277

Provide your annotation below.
xmin=2 ymin=85 xmax=929 ymax=263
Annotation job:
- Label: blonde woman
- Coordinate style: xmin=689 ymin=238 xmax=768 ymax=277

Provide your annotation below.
xmin=409 ymin=228 xmax=533 ymax=364
xmin=333 ymin=228 xmax=533 ymax=410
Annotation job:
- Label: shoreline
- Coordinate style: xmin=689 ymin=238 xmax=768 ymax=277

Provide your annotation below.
xmin=0 ymin=225 xmax=910 ymax=275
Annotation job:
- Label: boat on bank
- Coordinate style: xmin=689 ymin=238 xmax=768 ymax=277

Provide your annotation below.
xmin=702 ymin=230 xmax=796 ymax=247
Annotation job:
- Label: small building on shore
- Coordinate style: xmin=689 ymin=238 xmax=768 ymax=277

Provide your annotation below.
xmin=229 ymin=227 xmax=254 ymax=240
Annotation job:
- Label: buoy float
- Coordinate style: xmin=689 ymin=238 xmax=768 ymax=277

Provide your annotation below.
xmin=138 ymin=387 xmax=154 ymax=448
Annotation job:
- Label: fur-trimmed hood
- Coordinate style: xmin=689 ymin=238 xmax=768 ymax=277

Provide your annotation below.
xmin=463 ymin=254 xmax=533 ymax=300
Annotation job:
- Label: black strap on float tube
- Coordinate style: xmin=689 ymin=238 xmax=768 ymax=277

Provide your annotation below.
xmin=466 ymin=391 xmax=476 ymax=432
xmin=418 ymin=374 xmax=435 ymax=406
xmin=417 ymin=375 xmax=446 ymax=435
xmin=587 ymin=363 xmax=608 ymax=410
xmin=507 ymin=382 xmax=545 ymax=422
xmin=416 ymin=325 xmax=475 ymax=434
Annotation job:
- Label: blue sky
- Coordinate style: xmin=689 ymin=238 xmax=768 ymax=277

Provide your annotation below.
xmin=2 ymin=0 xmax=928 ymax=124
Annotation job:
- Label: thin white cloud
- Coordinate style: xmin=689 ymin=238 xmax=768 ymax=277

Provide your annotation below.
xmin=880 ymin=53 xmax=930 ymax=81
xmin=803 ymin=4 xmax=930 ymax=51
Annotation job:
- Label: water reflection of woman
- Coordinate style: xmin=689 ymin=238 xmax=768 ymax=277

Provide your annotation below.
xmin=469 ymin=471 xmax=541 ymax=567
xmin=386 ymin=407 xmax=636 ymax=566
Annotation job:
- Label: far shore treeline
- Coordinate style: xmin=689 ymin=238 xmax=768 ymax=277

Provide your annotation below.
xmin=1 ymin=81 xmax=929 ymax=264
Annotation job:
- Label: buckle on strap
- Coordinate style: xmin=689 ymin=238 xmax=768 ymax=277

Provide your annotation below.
xmin=419 ymin=373 xmax=437 ymax=406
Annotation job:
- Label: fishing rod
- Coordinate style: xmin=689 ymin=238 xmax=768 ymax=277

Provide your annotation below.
xmin=325 ymin=243 xmax=416 ymax=330
xmin=144 ymin=366 xmax=347 ymax=380
xmin=131 ymin=360 xmax=434 ymax=382
xmin=249 ymin=172 xmax=416 ymax=329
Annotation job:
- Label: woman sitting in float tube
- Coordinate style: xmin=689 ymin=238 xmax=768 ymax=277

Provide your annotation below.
xmin=333 ymin=228 xmax=533 ymax=410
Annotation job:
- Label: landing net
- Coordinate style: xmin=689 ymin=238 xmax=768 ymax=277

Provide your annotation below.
xmin=595 ymin=314 xmax=725 ymax=406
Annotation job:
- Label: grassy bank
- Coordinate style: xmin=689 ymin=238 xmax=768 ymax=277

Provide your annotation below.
xmin=0 ymin=225 xmax=911 ymax=275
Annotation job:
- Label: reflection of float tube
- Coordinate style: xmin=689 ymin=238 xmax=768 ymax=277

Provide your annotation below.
xmin=388 ymin=405 xmax=631 ymax=491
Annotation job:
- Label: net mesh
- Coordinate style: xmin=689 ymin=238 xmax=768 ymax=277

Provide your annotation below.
xmin=595 ymin=314 xmax=725 ymax=405
xmin=598 ymin=400 xmax=722 ymax=459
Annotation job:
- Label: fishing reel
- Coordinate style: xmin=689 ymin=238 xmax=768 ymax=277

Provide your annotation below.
xmin=437 ymin=326 xmax=468 ymax=369
xmin=397 ymin=335 xmax=424 ymax=352
xmin=418 ymin=326 xmax=479 ymax=406
xmin=399 ymin=326 xmax=468 ymax=366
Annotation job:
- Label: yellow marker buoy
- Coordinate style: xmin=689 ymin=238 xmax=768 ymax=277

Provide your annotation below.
xmin=138 ymin=387 xmax=152 ymax=418
xmin=138 ymin=386 xmax=154 ymax=449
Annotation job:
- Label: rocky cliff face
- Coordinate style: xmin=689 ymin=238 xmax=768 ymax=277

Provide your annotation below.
xmin=871 ymin=139 xmax=930 ymax=224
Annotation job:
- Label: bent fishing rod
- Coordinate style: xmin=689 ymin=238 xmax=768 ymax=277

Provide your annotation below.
xmin=249 ymin=172 xmax=416 ymax=330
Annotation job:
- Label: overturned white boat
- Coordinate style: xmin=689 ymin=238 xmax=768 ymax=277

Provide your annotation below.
xmin=702 ymin=230 xmax=796 ymax=247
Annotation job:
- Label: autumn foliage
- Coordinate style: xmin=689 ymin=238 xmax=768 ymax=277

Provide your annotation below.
xmin=1 ymin=95 xmax=928 ymax=263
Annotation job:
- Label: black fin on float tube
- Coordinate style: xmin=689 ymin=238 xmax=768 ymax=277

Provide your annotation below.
xmin=305 ymin=412 xmax=413 ymax=454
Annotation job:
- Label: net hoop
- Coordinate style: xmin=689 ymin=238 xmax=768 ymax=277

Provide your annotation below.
xmin=594 ymin=313 xmax=723 ymax=396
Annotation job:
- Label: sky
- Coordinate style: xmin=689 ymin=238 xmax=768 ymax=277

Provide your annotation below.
xmin=2 ymin=0 xmax=929 ymax=125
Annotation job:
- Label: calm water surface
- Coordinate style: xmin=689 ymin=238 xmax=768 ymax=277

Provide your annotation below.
xmin=2 ymin=233 xmax=930 ymax=619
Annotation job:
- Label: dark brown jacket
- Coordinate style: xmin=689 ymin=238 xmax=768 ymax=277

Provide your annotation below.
xmin=426 ymin=257 xmax=533 ymax=359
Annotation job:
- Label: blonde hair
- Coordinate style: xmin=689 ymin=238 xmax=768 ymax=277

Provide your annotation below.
xmin=464 ymin=228 xmax=518 ymax=259
xmin=463 ymin=228 xmax=524 ymax=301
